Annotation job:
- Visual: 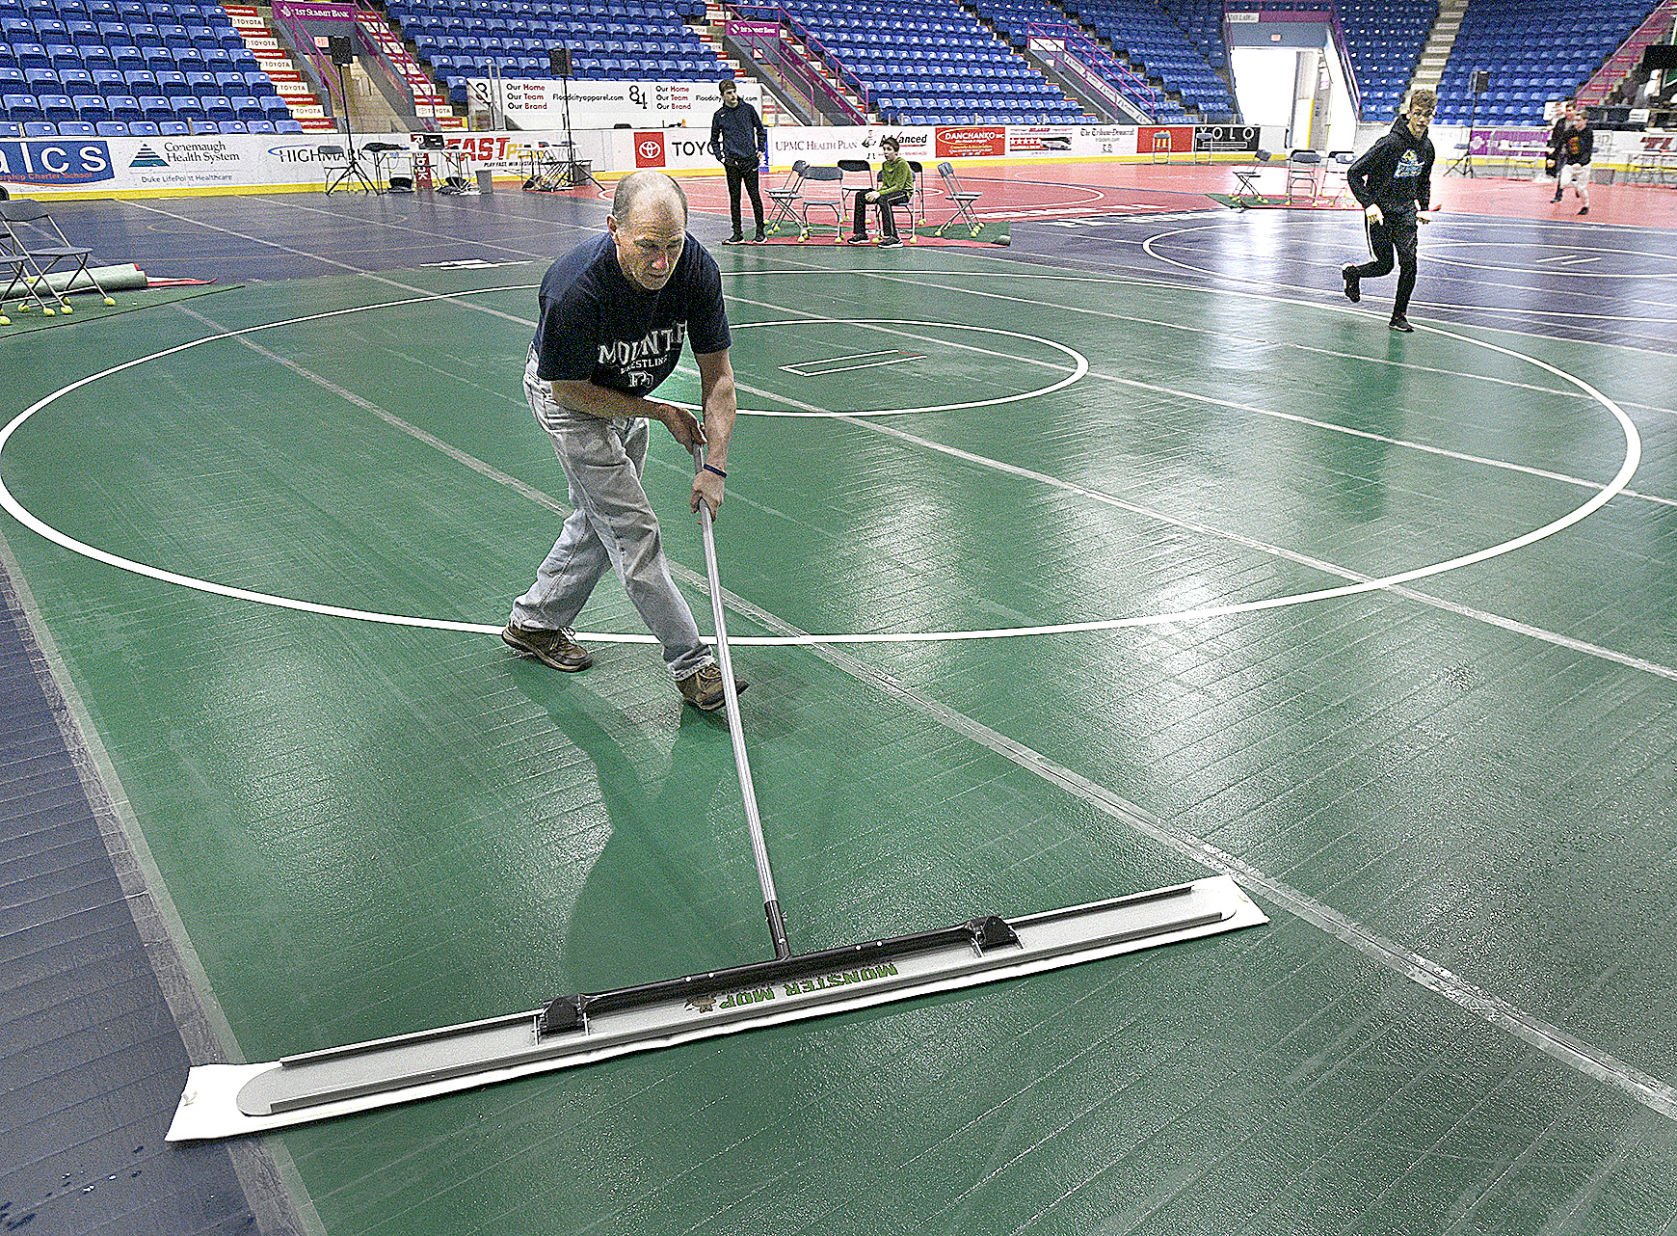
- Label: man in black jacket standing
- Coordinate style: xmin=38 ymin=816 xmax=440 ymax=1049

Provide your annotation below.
xmin=709 ymin=79 xmax=768 ymax=245
xmin=1341 ymin=88 xmax=1437 ymax=333
xmin=1547 ymin=101 xmax=1578 ymax=196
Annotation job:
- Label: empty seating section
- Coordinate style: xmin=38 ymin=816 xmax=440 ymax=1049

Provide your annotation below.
xmin=1063 ymin=0 xmax=1229 ymax=120
xmin=748 ymin=0 xmax=1087 ymax=125
xmin=973 ymin=0 xmax=1075 ymax=50
xmin=971 ymin=0 xmax=1173 ymax=118
xmin=0 ymin=0 xmax=294 ymax=134
xmin=384 ymin=0 xmax=724 ymax=105
xmin=1435 ymin=0 xmax=1659 ymax=125
xmin=1155 ymin=0 xmax=1235 ymax=114
xmin=1336 ymin=0 xmax=1434 ymax=123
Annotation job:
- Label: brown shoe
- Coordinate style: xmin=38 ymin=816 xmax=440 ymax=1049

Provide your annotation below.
xmin=677 ymin=662 xmax=748 ymax=711
xmin=501 ymin=622 xmax=593 ymax=671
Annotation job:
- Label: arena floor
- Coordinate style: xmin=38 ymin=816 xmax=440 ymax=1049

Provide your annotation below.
xmin=3 ymin=160 xmax=1676 ymax=1235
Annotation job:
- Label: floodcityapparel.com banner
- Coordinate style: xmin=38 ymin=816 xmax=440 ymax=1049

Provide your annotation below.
xmin=468 ymin=78 xmax=764 ymax=130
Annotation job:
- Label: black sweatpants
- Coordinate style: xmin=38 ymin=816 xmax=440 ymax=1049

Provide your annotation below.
xmin=852 ymin=188 xmax=911 ymax=239
xmin=1350 ymin=214 xmax=1419 ymax=318
xmin=724 ymin=158 xmax=764 ymax=236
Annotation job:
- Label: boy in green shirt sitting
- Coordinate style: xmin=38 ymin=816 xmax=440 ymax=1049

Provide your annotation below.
xmin=846 ymin=137 xmax=914 ymax=247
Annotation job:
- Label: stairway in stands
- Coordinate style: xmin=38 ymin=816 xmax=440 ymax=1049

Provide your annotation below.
xmin=1577 ymin=0 xmax=1676 ymax=106
xmin=225 ymin=3 xmax=332 ymax=131
xmin=353 ymin=8 xmax=462 ymax=129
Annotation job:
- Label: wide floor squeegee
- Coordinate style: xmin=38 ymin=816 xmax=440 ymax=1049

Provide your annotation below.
xmin=167 ymin=451 xmax=1267 ymax=1142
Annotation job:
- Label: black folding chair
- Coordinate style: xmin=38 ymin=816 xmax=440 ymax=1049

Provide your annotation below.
xmin=836 ymin=156 xmax=872 ymax=227
xmin=0 ymin=198 xmax=116 ymax=318
xmin=1230 ymin=150 xmax=1271 ymax=209
xmin=797 ymin=166 xmax=846 ymax=242
xmin=1 ymin=243 xmax=59 ymax=325
xmin=884 ymin=159 xmax=925 ymax=243
xmin=763 ymin=159 xmax=808 ymax=237
xmin=935 ymin=161 xmax=982 ymax=237
xmin=1284 ymin=149 xmax=1323 ymax=202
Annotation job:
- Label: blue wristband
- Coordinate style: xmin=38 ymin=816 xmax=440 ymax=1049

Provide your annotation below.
xmin=703 ymin=463 xmax=728 ymax=479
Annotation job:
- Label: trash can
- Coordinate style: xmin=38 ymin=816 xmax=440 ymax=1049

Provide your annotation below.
xmin=476 ymin=168 xmax=494 ymax=194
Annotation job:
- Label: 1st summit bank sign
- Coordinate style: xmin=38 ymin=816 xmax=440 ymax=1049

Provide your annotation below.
xmin=0 ymin=139 xmax=115 ymax=186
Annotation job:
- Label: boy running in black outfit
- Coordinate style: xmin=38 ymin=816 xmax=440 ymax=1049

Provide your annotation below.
xmin=1554 ymin=110 xmax=1594 ymax=215
xmin=1342 ymin=89 xmax=1437 ymax=333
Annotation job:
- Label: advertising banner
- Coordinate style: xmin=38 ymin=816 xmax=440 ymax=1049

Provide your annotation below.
xmin=270 ymin=0 xmax=357 ymax=21
xmin=0 ymin=133 xmax=324 ymax=194
xmin=767 ymin=126 xmax=935 ymax=163
xmin=935 ymin=125 xmax=1007 ymax=158
xmin=1071 ymin=124 xmax=1140 ymax=156
xmin=606 ymin=126 xmax=741 ymax=171
xmin=1007 ymin=126 xmax=1076 ymax=153
xmin=0 ymin=137 xmax=117 ymax=187
xmin=1466 ymin=126 xmax=1547 ymax=157
xmin=727 ymin=20 xmax=781 ymax=38
xmin=1140 ymin=125 xmax=1194 ymax=154
xmin=472 ymin=78 xmax=762 ymax=130
xmin=1193 ymin=123 xmax=1260 ymax=152
xmin=4 ymin=122 xmax=1286 ymax=199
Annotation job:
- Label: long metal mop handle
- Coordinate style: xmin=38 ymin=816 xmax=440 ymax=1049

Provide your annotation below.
xmin=692 ymin=446 xmax=791 ymax=959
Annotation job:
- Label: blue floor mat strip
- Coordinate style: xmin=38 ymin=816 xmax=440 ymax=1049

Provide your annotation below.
xmin=0 ymin=555 xmax=284 ymax=1236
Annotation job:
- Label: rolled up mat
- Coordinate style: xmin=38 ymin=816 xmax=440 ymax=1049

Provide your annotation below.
xmin=33 ymin=264 xmax=149 ymax=295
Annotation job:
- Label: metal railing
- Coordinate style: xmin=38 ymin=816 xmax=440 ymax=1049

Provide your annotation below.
xmin=1025 ymin=21 xmax=1158 ymax=122
xmin=724 ymin=4 xmax=870 ymax=123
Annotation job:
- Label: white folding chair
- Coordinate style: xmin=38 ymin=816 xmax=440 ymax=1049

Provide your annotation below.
xmin=935 ymin=161 xmax=982 ymax=237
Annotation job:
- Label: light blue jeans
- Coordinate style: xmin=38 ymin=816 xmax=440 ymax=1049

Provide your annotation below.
xmin=510 ymin=351 xmax=712 ymax=680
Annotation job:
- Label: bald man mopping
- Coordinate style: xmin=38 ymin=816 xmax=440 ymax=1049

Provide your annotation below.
xmin=503 ymin=171 xmax=745 ymax=711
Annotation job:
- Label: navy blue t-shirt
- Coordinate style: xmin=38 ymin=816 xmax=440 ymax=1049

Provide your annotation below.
xmin=531 ymin=231 xmax=731 ymax=395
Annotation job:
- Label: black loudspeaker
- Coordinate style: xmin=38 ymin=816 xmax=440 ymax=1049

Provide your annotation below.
xmin=328 ymin=35 xmax=353 ymax=65
xmin=548 ymin=46 xmax=571 ymax=77
xmin=1645 ymin=44 xmax=1677 ymax=70
xmin=1471 ymin=69 xmax=1490 ymax=94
